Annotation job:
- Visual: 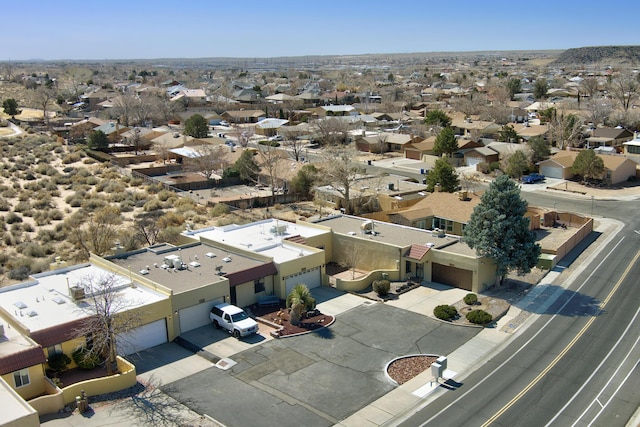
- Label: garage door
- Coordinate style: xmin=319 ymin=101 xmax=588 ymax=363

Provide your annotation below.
xmin=118 ymin=319 xmax=167 ymax=355
xmin=285 ymin=267 xmax=321 ymax=295
xmin=541 ymin=165 xmax=562 ymax=179
xmin=432 ymin=263 xmax=473 ymax=291
xmin=179 ymin=297 xmax=224 ymax=333
xmin=466 ymin=157 xmax=483 ymax=166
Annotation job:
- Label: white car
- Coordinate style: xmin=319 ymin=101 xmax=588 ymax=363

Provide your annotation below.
xmin=210 ymin=303 xmax=259 ymax=338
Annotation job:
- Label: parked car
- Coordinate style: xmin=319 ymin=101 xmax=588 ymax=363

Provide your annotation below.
xmin=522 ymin=173 xmax=545 ymax=184
xmin=210 ymin=303 xmax=259 ymax=338
xmin=268 ymin=135 xmax=283 ymax=142
xmin=219 ymin=120 xmax=229 ymax=127
xmin=224 ymin=140 xmax=236 ymax=147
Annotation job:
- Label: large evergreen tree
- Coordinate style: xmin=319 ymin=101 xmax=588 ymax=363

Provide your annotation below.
xmin=234 ymin=149 xmax=260 ymax=182
xmin=424 ymin=109 xmax=452 ymax=128
xmin=433 ymin=127 xmax=458 ymax=157
xmin=183 ymin=114 xmax=209 ymax=138
xmin=426 ymin=158 xmax=459 ymax=192
xmin=87 ymin=130 xmax=109 ymax=151
xmin=571 ymin=149 xmax=605 ymax=183
xmin=463 ymin=174 xmax=540 ymax=286
xmin=2 ymin=98 xmax=20 ymax=118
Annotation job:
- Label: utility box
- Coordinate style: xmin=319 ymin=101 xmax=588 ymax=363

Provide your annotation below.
xmin=436 ymin=356 xmax=447 ymax=371
xmin=431 ymin=362 xmax=443 ymax=379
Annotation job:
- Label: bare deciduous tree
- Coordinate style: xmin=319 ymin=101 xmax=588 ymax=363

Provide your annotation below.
xmin=319 ymin=146 xmax=365 ymax=214
xmin=548 ymin=111 xmax=584 ymax=149
xmin=313 ymin=117 xmax=354 ymax=146
xmin=72 ymin=273 xmax=144 ymax=375
xmin=29 ymin=86 xmax=56 ymax=128
xmin=584 ymin=97 xmax=613 ymax=127
xmin=608 ymin=73 xmax=638 ymax=111
xmin=66 ymin=206 xmax=123 ymax=259
xmin=184 ymin=144 xmax=229 ymax=184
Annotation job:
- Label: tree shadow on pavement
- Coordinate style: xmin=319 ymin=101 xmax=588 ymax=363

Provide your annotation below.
xmin=515 ymin=284 xmax=602 ymax=317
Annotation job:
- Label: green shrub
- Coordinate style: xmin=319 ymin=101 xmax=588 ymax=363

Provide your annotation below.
xmin=434 ymin=304 xmax=458 ymax=321
xmin=372 ymin=279 xmax=391 ymax=296
xmin=47 ymin=353 xmax=71 ymax=374
xmin=72 ymin=348 xmax=101 ymax=370
xmin=210 ymin=203 xmax=230 ymax=217
xmin=464 ymin=293 xmax=478 ymax=305
xmin=466 ymin=309 xmax=492 ymax=325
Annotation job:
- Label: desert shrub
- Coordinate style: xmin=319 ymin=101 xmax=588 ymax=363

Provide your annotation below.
xmin=72 ymin=348 xmax=101 ymax=370
xmin=0 ymin=198 xmax=10 ymax=211
xmin=489 ymin=162 xmax=502 ymax=172
xmin=434 ymin=304 xmax=458 ymax=321
xmin=62 ymin=152 xmax=82 ymax=164
xmin=119 ymin=199 xmax=135 ymax=212
xmin=85 ymin=175 xmax=99 ymax=185
xmin=5 ymin=212 xmax=22 ymax=224
xmin=157 ymin=225 xmax=183 ymax=244
xmin=81 ymin=197 xmax=107 ymax=211
xmin=143 ymin=198 xmax=163 ymax=212
xmin=157 ymin=211 xmax=184 ymax=228
xmin=22 ymin=222 xmax=34 ymax=232
xmin=21 ymin=242 xmax=47 ymax=257
xmin=48 ymin=209 xmax=64 ymax=221
xmin=47 ymin=352 xmax=71 ymax=374
xmin=8 ymin=265 xmax=30 ymax=280
xmin=33 ymin=211 xmax=51 ymax=226
xmin=476 ymin=162 xmax=490 ymax=174
xmin=210 ymin=203 xmax=230 ymax=217
xmin=373 ymin=279 xmax=391 ymax=296
xmin=83 ymin=157 xmax=97 ymax=164
xmin=157 ymin=189 xmax=176 ymax=202
xmin=0 ymin=185 xmax=17 ymax=198
xmin=145 ymin=183 xmax=164 ymax=195
xmin=466 ymin=309 xmax=492 ymax=325
xmin=464 ymin=293 xmax=478 ymax=305
xmin=13 ymin=200 xmax=32 ymax=213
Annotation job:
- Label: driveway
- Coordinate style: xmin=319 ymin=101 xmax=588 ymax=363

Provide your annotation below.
xmin=163 ymin=303 xmax=480 ymax=427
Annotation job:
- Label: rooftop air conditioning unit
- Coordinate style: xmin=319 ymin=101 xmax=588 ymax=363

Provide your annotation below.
xmin=69 ymin=286 xmax=85 ymax=301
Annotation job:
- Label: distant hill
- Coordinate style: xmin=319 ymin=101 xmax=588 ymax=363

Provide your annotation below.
xmin=553 ymin=45 xmax=640 ymax=66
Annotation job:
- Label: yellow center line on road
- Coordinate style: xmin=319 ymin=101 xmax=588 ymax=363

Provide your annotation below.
xmin=481 ymin=248 xmax=640 ymax=427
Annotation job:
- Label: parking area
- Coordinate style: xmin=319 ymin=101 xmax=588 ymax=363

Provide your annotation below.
xmin=162 ymin=302 xmax=480 ymax=427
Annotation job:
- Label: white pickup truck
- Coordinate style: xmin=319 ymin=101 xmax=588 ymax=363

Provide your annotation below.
xmin=209 ymin=303 xmax=259 ymax=338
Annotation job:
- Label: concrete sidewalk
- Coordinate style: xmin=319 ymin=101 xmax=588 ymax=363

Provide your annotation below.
xmin=337 ymin=217 xmax=623 ymax=427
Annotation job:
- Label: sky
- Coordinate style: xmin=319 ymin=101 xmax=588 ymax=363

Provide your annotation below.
xmin=2 ymin=0 xmax=639 ymax=61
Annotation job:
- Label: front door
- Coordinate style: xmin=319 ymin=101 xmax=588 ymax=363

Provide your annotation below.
xmin=416 ymin=263 xmax=424 ymax=279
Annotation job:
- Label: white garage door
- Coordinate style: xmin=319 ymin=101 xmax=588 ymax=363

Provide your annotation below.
xmin=179 ymin=298 xmax=224 ymax=333
xmin=541 ymin=165 xmax=562 ymax=179
xmin=285 ymin=267 xmax=321 ymax=295
xmin=118 ymin=319 xmax=167 ymax=355
xmin=466 ymin=157 xmax=483 ymax=166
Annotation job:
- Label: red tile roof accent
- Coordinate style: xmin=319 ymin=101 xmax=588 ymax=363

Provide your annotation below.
xmin=284 ymin=235 xmax=308 ymax=245
xmin=30 ymin=317 xmax=95 ymax=348
xmin=0 ymin=347 xmax=46 ymax=375
xmin=406 ymin=244 xmax=431 ymax=261
xmin=224 ymin=262 xmax=278 ymax=287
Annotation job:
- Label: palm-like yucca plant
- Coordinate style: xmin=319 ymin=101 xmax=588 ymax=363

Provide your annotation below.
xmin=286 ymin=284 xmax=316 ymax=326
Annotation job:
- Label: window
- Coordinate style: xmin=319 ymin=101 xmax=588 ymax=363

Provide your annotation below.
xmin=254 ymin=280 xmax=265 ymax=294
xmin=628 ymin=145 xmax=640 ymax=155
xmin=14 ymin=369 xmax=30 ymax=388
xmin=47 ymin=344 xmax=63 ymax=357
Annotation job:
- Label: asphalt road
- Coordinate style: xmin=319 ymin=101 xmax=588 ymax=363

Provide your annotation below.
xmin=398 ymin=192 xmax=640 ymax=427
xmin=162 ymin=304 xmax=480 ymax=427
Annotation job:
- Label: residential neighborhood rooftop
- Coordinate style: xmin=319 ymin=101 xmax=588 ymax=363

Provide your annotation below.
xmin=183 ymin=219 xmax=328 ymax=263
xmin=0 ymin=264 xmax=168 ymax=333
xmin=314 ymin=215 xmax=460 ymax=249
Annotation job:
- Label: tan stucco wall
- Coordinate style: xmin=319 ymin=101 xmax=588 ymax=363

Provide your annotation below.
xmin=610 ymin=160 xmax=636 ymax=184
xmin=1 ymin=365 xmax=46 ymax=401
xmin=235 ymin=275 xmax=275 ymax=308
xmin=428 ymin=250 xmax=496 ymax=293
xmin=27 ymin=377 xmax=64 ymax=416
xmin=170 ymin=280 xmax=230 ymax=339
xmin=45 ymin=338 xmax=86 ymax=370
xmin=274 ymin=248 xmax=325 ymax=299
xmin=331 ymin=234 xmax=401 ymax=272
xmin=0 ymin=378 xmax=39 ymax=427
xmin=61 ymin=356 xmax=136 ymax=405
